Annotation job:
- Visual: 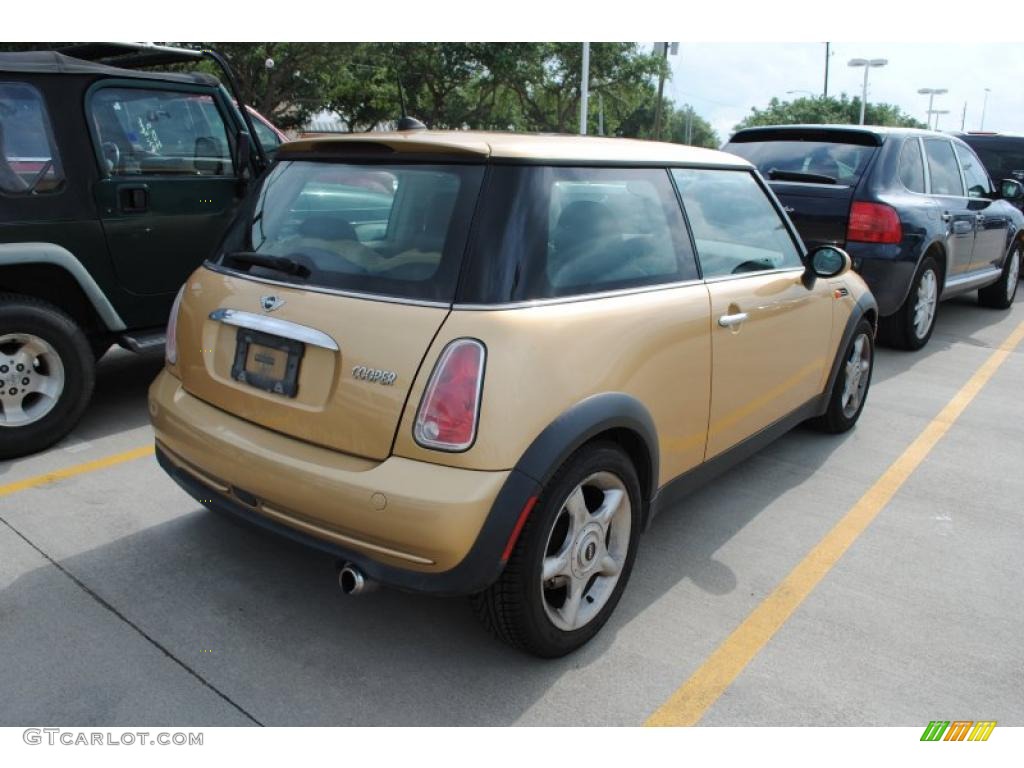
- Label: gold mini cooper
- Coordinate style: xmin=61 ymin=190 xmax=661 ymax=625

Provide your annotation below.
xmin=150 ymin=131 xmax=877 ymax=656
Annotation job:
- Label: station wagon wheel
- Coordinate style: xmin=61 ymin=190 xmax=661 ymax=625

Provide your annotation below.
xmin=540 ymin=471 xmax=631 ymax=632
xmin=472 ymin=442 xmax=641 ymax=657
xmin=0 ymin=295 xmax=95 ymax=460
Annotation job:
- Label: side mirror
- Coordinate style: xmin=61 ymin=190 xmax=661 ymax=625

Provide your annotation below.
xmin=1000 ymin=178 xmax=1023 ymax=201
xmin=803 ymin=246 xmax=852 ymax=288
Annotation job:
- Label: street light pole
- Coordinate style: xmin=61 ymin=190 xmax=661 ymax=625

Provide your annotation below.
xmin=917 ymin=88 xmax=947 ymax=130
xmin=849 ymin=58 xmax=888 ymax=125
xmin=580 ymin=42 xmax=590 ymax=136
xmin=824 ymin=42 xmax=830 ymax=98
xmin=980 ymin=88 xmax=991 ymax=130
xmin=929 ymin=109 xmax=950 ymax=130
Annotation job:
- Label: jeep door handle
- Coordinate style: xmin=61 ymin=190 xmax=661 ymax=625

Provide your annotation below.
xmin=718 ymin=312 xmax=749 ymax=328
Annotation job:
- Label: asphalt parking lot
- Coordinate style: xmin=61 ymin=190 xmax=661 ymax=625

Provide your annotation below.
xmin=1 ymin=292 xmax=1022 ymax=727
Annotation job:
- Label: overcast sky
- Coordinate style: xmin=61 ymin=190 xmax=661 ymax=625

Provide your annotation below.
xmin=660 ymin=42 xmax=1024 ymax=144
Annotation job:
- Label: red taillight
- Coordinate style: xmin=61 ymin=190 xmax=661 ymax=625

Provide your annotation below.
xmin=847 ymin=201 xmax=903 ymax=244
xmin=414 ymin=339 xmax=485 ymax=451
xmin=165 ymin=285 xmax=185 ymax=365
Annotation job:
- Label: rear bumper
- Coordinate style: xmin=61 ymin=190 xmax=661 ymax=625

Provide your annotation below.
xmin=149 ymin=370 xmax=539 ymax=595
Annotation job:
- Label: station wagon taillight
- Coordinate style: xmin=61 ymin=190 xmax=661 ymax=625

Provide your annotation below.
xmin=847 ymin=201 xmax=903 ymax=244
xmin=414 ymin=339 xmax=486 ymax=451
xmin=165 ymin=285 xmax=185 ymax=365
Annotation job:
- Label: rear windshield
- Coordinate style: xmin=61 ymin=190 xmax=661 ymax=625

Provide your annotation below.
xmin=214 ymin=160 xmax=484 ymax=302
xmin=961 ymin=137 xmax=1024 ymax=183
xmin=725 ymin=140 xmax=876 ymax=186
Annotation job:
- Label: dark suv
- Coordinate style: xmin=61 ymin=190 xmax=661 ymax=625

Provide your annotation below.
xmin=0 ymin=46 xmax=267 ymax=459
xmin=955 ymin=132 xmax=1024 ymax=212
xmin=724 ymin=126 xmax=1024 ymax=350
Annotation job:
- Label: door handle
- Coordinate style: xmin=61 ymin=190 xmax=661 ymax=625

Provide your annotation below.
xmin=941 ymin=212 xmax=952 ymax=222
xmin=118 ymin=186 xmax=149 ymax=213
xmin=718 ymin=312 xmax=749 ymax=328
xmin=952 ymin=221 xmax=974 ymax=235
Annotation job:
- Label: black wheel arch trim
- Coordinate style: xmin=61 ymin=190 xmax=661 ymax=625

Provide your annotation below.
xmin=823 ymin=291 xmax=878 ymax=405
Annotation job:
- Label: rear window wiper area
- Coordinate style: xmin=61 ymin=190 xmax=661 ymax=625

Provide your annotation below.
xmin=767 ymin=168 xmax=838 ymax=184
xmin=221 ymin=251 xmax=311 ymax=279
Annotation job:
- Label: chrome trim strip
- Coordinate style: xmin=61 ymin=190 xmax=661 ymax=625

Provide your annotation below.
xmin=452 ymin=278 xmax=706 ymax=311
xmin=203 ymin=261 xmax=452 ymax=309
xmin=942 ymin=266 xmax=1002 ymax=292
xmin=209 ymin=308 xmax=340 ymax=351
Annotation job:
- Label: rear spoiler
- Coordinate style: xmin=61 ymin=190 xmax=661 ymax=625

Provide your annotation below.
xmin=730 ymin=127 xmax=884 ymax=147
xmin=57 ymin=42 xmax=268 ymax=172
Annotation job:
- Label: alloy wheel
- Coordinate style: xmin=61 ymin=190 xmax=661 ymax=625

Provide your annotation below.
xmin=1007 ymin=249 xmax=1020 ymax=303
xmin=841 ymin=332 xmax=872 ymax=419
xmin=0 ymin=333 xmax=66 ymax=427
xmin=540 ymin=471 xmax=631 ymax=632
xmin=913 ymin=269 xmax=938 ymax=340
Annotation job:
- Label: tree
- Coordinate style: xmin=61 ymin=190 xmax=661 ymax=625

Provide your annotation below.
xmin=735 ymin=94 xmax=926 ymax=131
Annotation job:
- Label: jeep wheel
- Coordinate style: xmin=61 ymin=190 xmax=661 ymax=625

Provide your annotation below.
xmin=978 ymin=243 xmax=1020 ymax=309
xmin=880 ymin=256 xmax=940 ymax=351
xmin=472 ymin=442 xmax=641 ymax=657
xmin=0 ymin=295 xmax=95 ymax=460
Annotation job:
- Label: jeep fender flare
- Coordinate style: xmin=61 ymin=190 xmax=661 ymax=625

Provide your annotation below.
xmin=0 ymin=242 xmax=126 ymax=331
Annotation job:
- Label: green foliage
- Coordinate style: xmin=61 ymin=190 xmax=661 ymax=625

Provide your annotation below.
xmin=0 ymin=41 xmax=718 ymax=144
xmin=735 ymin=94 xmax=926 ymax=131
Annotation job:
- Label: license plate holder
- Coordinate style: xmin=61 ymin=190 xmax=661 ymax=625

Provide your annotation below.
xmin=230 ymin=328 xmax=304 ymax=398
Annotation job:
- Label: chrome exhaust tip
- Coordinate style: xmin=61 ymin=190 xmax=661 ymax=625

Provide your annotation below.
xmin=338 ymin=563 xmax=375 ymax=595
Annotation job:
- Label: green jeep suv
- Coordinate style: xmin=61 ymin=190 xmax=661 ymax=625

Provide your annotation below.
xmin=0 ymin=46 xmax=268 ymax=459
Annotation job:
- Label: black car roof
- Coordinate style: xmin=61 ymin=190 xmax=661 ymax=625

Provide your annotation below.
xmin=0 ymin=51 xmax=219 ymax=87
xmin=729 ymin=124 xmax=944 ymax=146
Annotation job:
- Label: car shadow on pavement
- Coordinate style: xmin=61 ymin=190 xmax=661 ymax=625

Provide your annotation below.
xmin=0 ymin=423 xmax=853 ymax=726
xmin=871 ymin=292 xmax=1021 ymax=386
xmin=63 ymin=348 xmax=165 ymax=444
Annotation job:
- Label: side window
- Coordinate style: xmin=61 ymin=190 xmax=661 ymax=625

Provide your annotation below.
xmin=899 ymin=139 xmax=926 ymax=193
xmin=0 ymin=82 xmax=64 ymax=195
xmin=672 ymin=168 xmax=803 ymax=278
xmin=923 ymin=139 xmax=964 ymax=197
xmin=544 ymin=169 xmax=694 ymax=294
xmin=89 ymin=87 xmax=234 ymax=177
xmin=954 ymin=143 xmax=993 ymax=198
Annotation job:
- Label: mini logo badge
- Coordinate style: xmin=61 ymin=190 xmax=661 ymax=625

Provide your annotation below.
xmin=260 ymin=295 xmax=284 ymax=312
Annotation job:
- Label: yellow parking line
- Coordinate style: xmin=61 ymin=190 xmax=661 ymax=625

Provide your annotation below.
xmin=0 ymin=445 xmax=154 ymax=499
xmin=646 ymin=319 xmax=1024 ymax=727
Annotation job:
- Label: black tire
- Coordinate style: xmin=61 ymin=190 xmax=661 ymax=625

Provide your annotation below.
xmin=879 ymin=255 xmax=941 ymax=351
xmin=809 ymin=318 xmax=875 ymax=434
xmin=978 ymin=242 xmax=1021 ymax=309
xmin=471 ymin=441 xmax=642 ymax=657
xmin=0 ymin=294 xmax=95 ymax=460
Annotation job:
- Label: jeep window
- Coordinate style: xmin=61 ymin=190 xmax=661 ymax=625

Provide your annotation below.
xmin=215 ymin=160 xmax=484 ymax=302
xmin=954 ymin=143 xmax=993 ymax=198
xmin=672 ymin=168 xmax=803 ymax=278
xmin=89 ymin=88 xmax=234 ymax=177
xmin=899 ymin=138 xmax=926 ymax=194
xmin=460 ymin=166 xmax=698 ymax=303
xmin=923 ymin=139 xmax=965 ymax=197
xmin=0 ymin=82 xmax=64 ymax=195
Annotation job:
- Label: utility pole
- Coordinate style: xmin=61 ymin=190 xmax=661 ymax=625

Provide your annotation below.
xmin=652 ymin=42 xmax=678 ymax=141
xmin=580 ymin=42 xmax=590 ymax=135
xmin=824 ymin=42 xmax=830 ymax=98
